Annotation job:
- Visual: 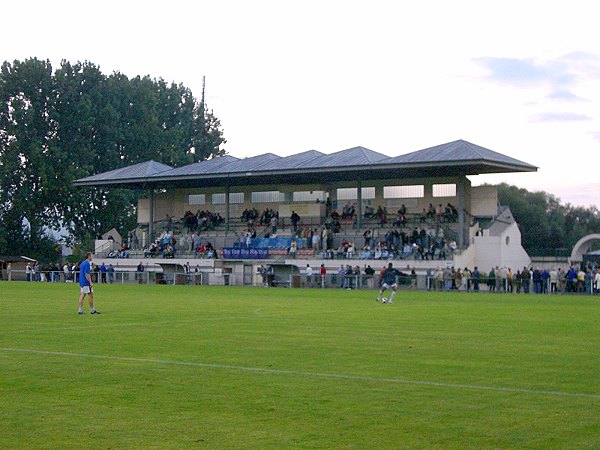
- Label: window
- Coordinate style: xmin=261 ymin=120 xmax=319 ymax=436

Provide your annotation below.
xmin=229 ymin=193 xmax=244 ymax=204
xmin=188 ymin=194 xmax=206 ymax=205
xmin=337 ymin=188 xmax=357 ymax=201
xmin=383 ymin=185 xmax=424 ymax=199
xmin=293 ymin=191 xmax=326 ymax=202
xmin=361 ymin=187 xmax=375 ymax=200
xmin=211 ymin=193 xmax=226 ymax=205
xmin=251 ymin=191 xmax=285 ymax=203
xmin=211 ymin=193 xmax=244 ymax=204
xmin=432 ymin=183 xmax=457 ymax=197
xmin=336 ymin=187 xmax=376 ymax=201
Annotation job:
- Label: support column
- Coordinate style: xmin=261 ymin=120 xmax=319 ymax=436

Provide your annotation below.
xmin=148 ymin=189 xmax=155 ymax=246
xmin=357 ymin=180 xmax=362 ymax=230
xmin=457 ymin=178 xmax=465 ymax=248
xmin=225 ymin=184 xmax=230 ymax=235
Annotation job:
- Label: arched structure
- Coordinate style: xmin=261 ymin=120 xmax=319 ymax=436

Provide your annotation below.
xmin=570 ymin=234 xmax=600 ymax=263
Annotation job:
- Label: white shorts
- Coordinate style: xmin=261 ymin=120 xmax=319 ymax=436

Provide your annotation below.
xmin=80 ymin=285 xmax=93 ymax=295
xmin=382 ymin=282 xmax=398 ymax=290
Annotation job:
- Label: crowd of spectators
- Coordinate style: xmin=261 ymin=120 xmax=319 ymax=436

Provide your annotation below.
xmin=427 ymin=265 xmax=600 ymax=294
xmin=144 ymin=231 xmax=217 ymax=259
xmin=182 ymin=210 xmax=224 ymax=232
xmin=144 ymin=232 xmax=178 ymax=258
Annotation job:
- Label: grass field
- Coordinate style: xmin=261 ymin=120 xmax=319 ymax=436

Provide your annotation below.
xmin=1 ymin=282 xmax=599 ymax=449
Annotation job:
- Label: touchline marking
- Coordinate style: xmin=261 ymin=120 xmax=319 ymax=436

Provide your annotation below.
xmin=2 ymin=347 xmax=599 ymax=400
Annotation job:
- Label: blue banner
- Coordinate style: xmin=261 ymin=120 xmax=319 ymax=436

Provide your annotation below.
xmin=251 ymin=238 xmax=303 ymax=249
xmin=223 ymin=248 xmax=270 ymax=259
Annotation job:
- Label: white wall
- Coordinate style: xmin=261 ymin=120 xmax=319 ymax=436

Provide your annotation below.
xmin=471 ymin=186 xmax=498 ymax=217
xmin=469 ymin=222 xmax=530 ymax=271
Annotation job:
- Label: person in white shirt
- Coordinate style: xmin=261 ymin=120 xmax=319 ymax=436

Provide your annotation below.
xmin=305 ymin=264 xmax=313 ymax=286
xmin=549 ymin=268 xmax=559 ymax=293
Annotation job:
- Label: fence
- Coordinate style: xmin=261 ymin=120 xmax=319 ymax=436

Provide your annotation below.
xmin=2 ymin=270 xmax=204 ymax=286
xmin=3 ymin=269 xmax=598 ymax=295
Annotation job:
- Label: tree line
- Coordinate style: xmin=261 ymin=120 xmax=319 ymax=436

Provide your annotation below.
xmin=496 ymin=183 xmax=600 ymax=256
xmin=0 ymin=58 xmax=226 ymax=261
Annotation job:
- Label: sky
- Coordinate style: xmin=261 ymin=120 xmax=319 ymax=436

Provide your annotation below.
xmin=3 ymin=0 xmax=600 ymax=207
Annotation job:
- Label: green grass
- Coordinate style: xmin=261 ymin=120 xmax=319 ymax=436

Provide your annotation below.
xmin=1 ymin=282 xmax=599 ymax=449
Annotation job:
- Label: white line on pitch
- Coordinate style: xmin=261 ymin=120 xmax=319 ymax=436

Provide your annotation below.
xmin=2 ymin=347 xmax=599 ymax=400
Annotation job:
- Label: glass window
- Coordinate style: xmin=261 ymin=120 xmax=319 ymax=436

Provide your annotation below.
xmin=293 ymin=191 xmax=326 ymax=202
xmin=383 ymin=185 xmax=424 ymax=199
xmin=211 ymin=193 xmax=226 ymax=205
xmin=229 ymin=193 xmax=244 ymax=204
xmin=188 ymin=194 xmax=206 ymax=205
xmin=432 ymin=183 xmax=457 ymax=197
xmin=212 ymin=193 xmax=245 ymax=204
xmin=335 ymin=187 xmax=375 ymax=200
xmin=361 ymin=187 xmax=375 ymax=200
xmin=251 ymin=191 xmax=285 ymax=203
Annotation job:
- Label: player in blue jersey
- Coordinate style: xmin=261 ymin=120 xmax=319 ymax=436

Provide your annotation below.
xmin=78 ymin=252 xmax=100 ymax=314
xmin=376 ymin=262 xmax=402 ymax=304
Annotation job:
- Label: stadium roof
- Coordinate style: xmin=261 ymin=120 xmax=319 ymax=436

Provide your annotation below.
xmin=76 ymin=160 xmax=174 ymax=184
xmin=74 ymin=139 xmax=537 ymax=189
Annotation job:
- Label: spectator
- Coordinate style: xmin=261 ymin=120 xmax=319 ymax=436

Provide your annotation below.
xmin=100 ymin=263 xmax=107 ymax=283
xmin=290 ymin=211 xmax=301 ymax=232
xmin=305 ymin=264 xmax=313 ymax=285
xmin=108 ymin=264 xmax=115 ymax=283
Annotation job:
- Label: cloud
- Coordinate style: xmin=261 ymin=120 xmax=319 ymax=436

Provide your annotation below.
xmin=474 ymin=56 xmax=574 ymax=86
xmin=474 ymin=57 xmax=546 ymax=85
xmin=547 ymin=89 xmax=587 ymax=102
xmin=474 ymin=52 xmax=600 ymax=101
xmin=590 ymin=131 xmax=600 ymax=143
xmin=529 ymin=112 xmax=592 ymax=122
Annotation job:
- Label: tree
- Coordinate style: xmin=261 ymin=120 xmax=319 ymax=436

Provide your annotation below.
xmin=496 ymin=183 xmax=600 ymax=256
xmin=0 ymin=58 xmax=61 ymax=258
xmin=0 ymin=58 xmax=226 ymax=260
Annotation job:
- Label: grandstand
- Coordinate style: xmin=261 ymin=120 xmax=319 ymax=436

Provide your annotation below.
xmin=74 ymin=139 xmax=537 ymax=285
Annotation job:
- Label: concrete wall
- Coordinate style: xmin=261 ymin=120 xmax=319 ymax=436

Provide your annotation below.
xmin=138 ymin=198 xmax=150 ymax=223
xmin=470 ymin=186 xmax=498 ymax=217
xmin=469 ymin=222 xmax=530 ymax=271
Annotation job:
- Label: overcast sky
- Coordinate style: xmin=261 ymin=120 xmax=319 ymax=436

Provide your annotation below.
xmin=3 ymin=0 xmax=600 ymax=207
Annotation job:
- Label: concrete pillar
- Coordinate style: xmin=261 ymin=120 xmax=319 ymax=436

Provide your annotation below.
xmin=457 ymin=178 xmax=465 ymax=248
xmin=225 ymin=185 xmax=230 ymax=234
xmin=148 ymin=189 xmax=154 ymax=245
xmin=357 ymin=180 xmax=362 ymax=230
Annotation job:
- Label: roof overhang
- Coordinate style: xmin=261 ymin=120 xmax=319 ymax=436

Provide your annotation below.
xmin=73 ymin=140 xmax=538 ymax=190
xmin=73 ymin=159 xmax=537 ymax=189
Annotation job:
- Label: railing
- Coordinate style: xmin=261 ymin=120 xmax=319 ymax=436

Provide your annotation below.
xmin=5 ymin=269 xmax=598 ymax=295
xmin=2 ymin=269 xmax=204 ymax=286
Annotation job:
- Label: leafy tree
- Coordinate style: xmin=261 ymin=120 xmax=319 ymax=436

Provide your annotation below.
xmin=0 ymin=58 xmax=226 ymax=260
xmin=0 ymin=58 xmax=61 ymax=258
xmin=496 ymin=183 xmax=600 ymax=256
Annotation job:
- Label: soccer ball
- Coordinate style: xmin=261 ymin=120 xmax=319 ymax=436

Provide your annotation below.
xmin=382 ymin=298 xmax=388 ymax=303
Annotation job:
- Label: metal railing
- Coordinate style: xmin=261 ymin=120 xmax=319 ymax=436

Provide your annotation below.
xmin=2 ymin=269 xmax=204 ymax=286
xmin=7 ymin=268 xmax=597 ymax=296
